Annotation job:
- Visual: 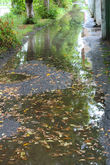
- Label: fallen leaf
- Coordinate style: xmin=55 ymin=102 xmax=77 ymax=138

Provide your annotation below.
xmin=46 ymin=73 xmax=51 ymax=77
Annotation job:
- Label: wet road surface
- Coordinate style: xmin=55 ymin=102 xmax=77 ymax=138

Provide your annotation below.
xmin=0 ymin=4 xmax=109 ymax=165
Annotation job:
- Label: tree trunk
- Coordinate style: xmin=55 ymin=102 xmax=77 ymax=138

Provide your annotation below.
xmin=25 ymin=0 xmax=34 ymax=18
xmin=44 ymin=0 xmax=49 ymax=11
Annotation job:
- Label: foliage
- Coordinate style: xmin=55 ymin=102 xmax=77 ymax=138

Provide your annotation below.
xmin=1 ymin=13 xmax=35 ymax=41
xmin=0 ymin=0 xmax=10 ymax=4
xmin=37 ymin=5 xmax=58 ymax=19
xmin=0 ymin=18 xmax=19 ymax=50
xmin=24 ymin=17 xmax=35 ymax=24
xmin=11 ymin=0 xmax=73 ymax=19
xmin=54 ymin=0 xmax=73 ymax=8
xmin=0 ymin=3 xmax=106 ymax=164
xmin=11 ymin=0 xmax=25 ymax=14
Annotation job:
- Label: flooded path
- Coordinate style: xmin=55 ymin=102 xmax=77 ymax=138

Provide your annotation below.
xmin=0 ymin=4 xmax=108 ymax=165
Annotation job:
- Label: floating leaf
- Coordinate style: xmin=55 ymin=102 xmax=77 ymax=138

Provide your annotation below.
xmin=79 ymin=159 xmax=86 ymax=162
xmin=23 ymin=143 xmax=30 ymax=146
xmin=87 ymin=157 xmax=95 ymax=160
xmin=46 ymin=73 xmax=51 ymax=77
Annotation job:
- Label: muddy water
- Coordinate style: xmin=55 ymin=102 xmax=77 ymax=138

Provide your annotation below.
xmin=0 ymin=5 xmax=107 ymax=165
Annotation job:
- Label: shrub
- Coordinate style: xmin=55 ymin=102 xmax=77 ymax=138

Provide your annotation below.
xmin=40 ymin=7 xmax=57 ymax=19
xmin=0 ymin=18 xmax=19 ymax=50
xmin=24 ymin=17 xmax=35 ymax=24
xmin=54 ymin=0 xmax=72 ymax=8
xmin=11 ymin=0 xmax=26 ymax=15
xmin=36 ymin=3 xmax=58 ymax=19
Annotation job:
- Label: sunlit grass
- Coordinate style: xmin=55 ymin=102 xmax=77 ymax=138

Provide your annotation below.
xmin=1 ymin=13 xmax=34 ymax=41
xmin=0 ymin=2 xmax=78 ymax=54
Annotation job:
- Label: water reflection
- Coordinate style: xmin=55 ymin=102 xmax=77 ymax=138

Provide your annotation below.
xmin=0 ymin=86 xmax=106 ymax=165
xmin=0 ymin=5 xmax=106 ymax=165
xmin=4 ymin=10 xmax=83 ymax=73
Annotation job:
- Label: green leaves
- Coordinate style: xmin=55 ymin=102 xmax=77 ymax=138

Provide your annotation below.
xmin=0 ymin=18 xmax=19 ymax=52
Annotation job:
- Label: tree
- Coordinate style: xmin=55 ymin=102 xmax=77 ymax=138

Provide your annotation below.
xmin=44 ymin=0 xmax=50 ymax=11
xmin=25 ymin=0 xmax=34 ymax=18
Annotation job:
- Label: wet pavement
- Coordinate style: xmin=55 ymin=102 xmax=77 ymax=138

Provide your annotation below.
xmin=82 ymin=9 xmax=110 ymax=165
xmin=0 ymin=3 xmax=110 ymax=165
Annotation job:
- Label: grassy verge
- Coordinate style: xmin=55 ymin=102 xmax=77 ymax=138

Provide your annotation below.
xmin=0 ymin=5 xmax=73 ymax=54
xmin=2 ymin=13 xmax=34 ymax=40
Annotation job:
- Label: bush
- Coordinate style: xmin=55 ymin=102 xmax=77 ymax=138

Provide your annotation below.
xmin=35 ymin=2 xmax=58 ymax=19
xmin=39 ymin=7 xmax=57 ymax=19
xmin=24 ymin=17 xmax=35 ymax=24
xmin=11 ymin=0 xmax=25 ymax=14
xmin=54 ymin=0 xmax=72 ymax=8
xmin=0 ymin=18 xmax=19 ymax=49
xmin=11 ymin=0 xmax=71 ymax=18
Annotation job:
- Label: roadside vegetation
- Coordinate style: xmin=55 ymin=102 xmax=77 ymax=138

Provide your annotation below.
xmin=0 ymin=18 xmax=19 ymax=53
xmin=0 ymin=0 xmax=76 ymax=54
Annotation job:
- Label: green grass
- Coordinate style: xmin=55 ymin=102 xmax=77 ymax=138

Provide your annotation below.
xmin=1 ymin=13 xmax=53 ymax=41
xmin=35 ymin=18 xmax=52 ymax=27
xmin=1 ymin=13 xmax=34 ymax=40
xmin=0 ymin=12 xmax=53 ymax=54
xmin=56 ymin=7 xmax=72 ymax=20
xmin=0 ymin=13 xmax=34 ymax=54
xmin=0 ymin=3 xmax=73 ymax=54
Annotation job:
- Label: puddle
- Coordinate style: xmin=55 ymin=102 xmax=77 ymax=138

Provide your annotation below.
xmin=8 ymin=73 xmax=29 ymax=82
xmin=0 ymin=4 xmax=107 ymax=165
xmin=0 ymin=73 xmax=30 ymax=83
xmin=0 ymin=118 xmax=20 ymax=139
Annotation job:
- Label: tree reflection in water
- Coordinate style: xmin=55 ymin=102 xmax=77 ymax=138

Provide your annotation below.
xmin=0 ymin=5 xmax=106 ymax=165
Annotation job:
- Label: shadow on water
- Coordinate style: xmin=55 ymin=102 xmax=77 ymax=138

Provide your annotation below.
xmin=0 ymin=5 xmax=107 ymax=165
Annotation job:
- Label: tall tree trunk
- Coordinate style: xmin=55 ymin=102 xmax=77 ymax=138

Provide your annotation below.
xmin=44 ymin=0 xmax=49 ymax=11
xmin=25 ymin=0 xmax=34 ymax=18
